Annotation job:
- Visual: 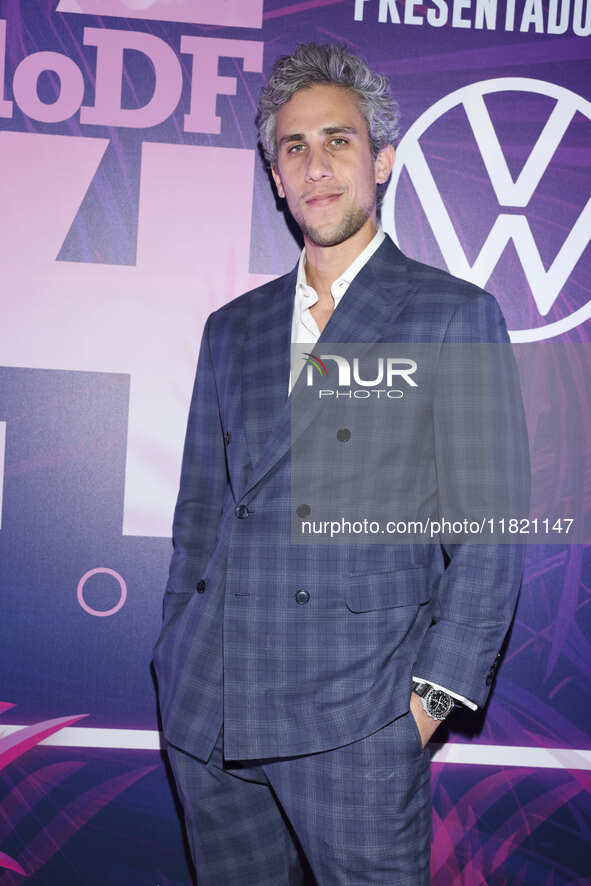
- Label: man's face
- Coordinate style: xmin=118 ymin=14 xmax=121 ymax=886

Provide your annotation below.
xmin=271 ymin=83 xmax=393 ymax=248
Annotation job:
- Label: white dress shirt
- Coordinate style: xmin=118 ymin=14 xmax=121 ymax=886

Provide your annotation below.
xmin=288 ymin=228 xmax=385 ymax=393
xmin=287 ymin=228 xmax=477 ymax=712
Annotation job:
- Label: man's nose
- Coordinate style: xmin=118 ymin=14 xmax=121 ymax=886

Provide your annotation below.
xmin=304 ymin=144 xmax=333 ymax=182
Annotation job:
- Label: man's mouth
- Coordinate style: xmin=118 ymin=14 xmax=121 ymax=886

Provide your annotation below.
xmin=304 ymin=192 xmax=343 ymax=207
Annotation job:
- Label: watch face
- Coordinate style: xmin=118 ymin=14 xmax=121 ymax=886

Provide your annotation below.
xmin=426 ymin=689 xmax=454 ymax=719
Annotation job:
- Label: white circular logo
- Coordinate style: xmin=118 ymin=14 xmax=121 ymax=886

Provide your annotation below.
xmin=383 ymin=78 xmax=591 ymax=342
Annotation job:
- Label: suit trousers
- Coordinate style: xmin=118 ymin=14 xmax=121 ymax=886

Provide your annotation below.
xmin=166 ymin=710 xmax=432 ymax=885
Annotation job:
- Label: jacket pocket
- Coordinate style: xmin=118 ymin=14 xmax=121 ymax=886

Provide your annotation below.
xmin=344 ymin=566 xmax=429 ymax=612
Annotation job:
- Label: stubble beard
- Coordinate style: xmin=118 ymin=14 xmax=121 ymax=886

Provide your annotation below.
xmin=295 ymin=201 xmax=374 ymax=248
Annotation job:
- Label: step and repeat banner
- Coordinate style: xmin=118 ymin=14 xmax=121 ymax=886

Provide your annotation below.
xmin=0 ymin=1 xmax=589 ymax=883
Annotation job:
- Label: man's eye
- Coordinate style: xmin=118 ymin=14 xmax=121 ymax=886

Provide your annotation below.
xmin=330 ymin=137 xmax=348 ymax=147
xmin=287 ymin=144 xmax=305 ymax=154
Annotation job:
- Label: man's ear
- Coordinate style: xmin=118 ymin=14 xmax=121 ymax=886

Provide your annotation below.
xmin=375 ymin=144 xmax=395 ymax=185
xmin=271 ymin=164 xmax=286 ymax=199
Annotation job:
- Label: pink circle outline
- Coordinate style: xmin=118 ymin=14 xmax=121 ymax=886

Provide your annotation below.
xmin=77 ymin=568 xmax=127 ymax=617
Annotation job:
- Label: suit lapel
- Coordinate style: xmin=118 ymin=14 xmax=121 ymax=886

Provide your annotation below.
xmin=241 ymin=237 xmax=419 ymax=500
xmin=241 ymin=266 xmax=297 ymax=471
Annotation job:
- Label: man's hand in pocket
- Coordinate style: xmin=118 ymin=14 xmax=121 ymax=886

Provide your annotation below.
xmin=410 ymin=691 xmax=441 ymax=748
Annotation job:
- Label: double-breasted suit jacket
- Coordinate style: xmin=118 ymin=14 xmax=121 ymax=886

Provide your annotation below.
xmin=153 ymin=235 xmax=529 ymax=763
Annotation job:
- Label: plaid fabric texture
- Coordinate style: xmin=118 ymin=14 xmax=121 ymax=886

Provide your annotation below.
xmin=153 ymin=236 xmax=528 ymax=763
xmin=167 ymin=710 xmax=431 ymax=885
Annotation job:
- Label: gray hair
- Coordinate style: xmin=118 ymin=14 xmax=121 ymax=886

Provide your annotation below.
xmin=257 ymin=43 xmax=399 ymax=168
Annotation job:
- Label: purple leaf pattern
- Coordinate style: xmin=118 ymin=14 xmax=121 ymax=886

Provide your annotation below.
xmin=0 ymin=706 xmax=156 ymax=880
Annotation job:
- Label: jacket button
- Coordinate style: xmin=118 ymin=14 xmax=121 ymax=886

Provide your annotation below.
xmin=295 ymin=589 xmax=310 ymax=605
xmin=196 ymin=579 xmax=206 ymax=593
xmin=296 ymin=504 xmax=311 ymax=518
xmin=336 ymin=428 xmax=351 ymax=442
xmin=235 ymin=504 xmax=249 ymax=519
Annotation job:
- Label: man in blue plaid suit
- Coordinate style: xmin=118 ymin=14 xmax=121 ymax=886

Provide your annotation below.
xmin=153 ymin=43 xmax=528 ymax=885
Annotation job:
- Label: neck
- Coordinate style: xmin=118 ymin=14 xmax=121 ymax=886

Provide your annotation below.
xmin=304 ymin=217 xmax=378 ymax=299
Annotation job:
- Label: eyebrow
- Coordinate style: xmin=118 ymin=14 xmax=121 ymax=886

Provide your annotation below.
xmin=278 ymin=125 xmax=359 ymax=148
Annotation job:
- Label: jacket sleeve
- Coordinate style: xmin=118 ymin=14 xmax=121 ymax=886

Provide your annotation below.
xmin=412 ymin=291 xmax=530 ymax=708
xmin=165 ymin=312 xmax=229 ymax=599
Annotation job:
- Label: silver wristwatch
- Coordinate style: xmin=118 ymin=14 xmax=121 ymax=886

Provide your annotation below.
xmin=412 ymin=681 xmax=455 ymax=720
